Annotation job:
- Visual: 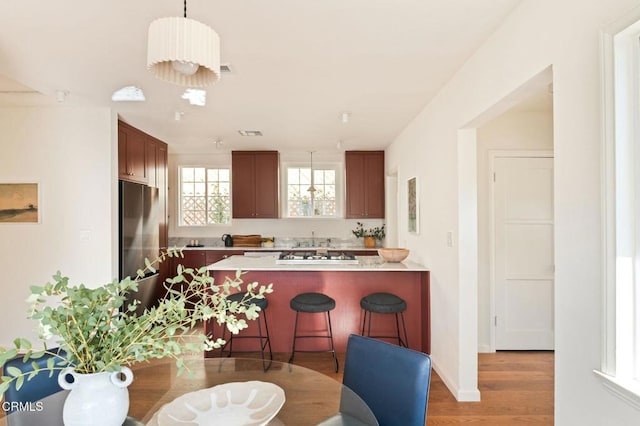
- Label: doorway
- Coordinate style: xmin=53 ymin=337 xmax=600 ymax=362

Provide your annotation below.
xmin=456 ymin=67 xmax=554 ymax=400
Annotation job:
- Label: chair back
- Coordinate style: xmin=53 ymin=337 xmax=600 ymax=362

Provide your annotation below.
xmin=3 ymin=349 xmax=67 ymax=426
xmin=342 ymin=334 xmax=431 ymax=426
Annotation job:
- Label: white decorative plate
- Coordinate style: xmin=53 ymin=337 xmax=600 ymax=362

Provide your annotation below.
xmin=155 ymin=381 xmax=285 ymax=426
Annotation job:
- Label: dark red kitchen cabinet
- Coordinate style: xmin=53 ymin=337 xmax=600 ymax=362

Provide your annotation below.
xmin=118 ymin=121 xmax=148 ymax=184
xmin=232 ymin=151 xmax=279 ymax=218
xmin=345 ymin=151 xmax=385 ymax=218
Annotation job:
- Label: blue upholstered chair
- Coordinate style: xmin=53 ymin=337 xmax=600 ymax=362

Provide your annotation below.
xmin=341 ymin=334 xmax=432 ymax=426
xmin=3 ymin=349 xmax=67 ymax=426
xmin=3 ymin=350 xmax=144 ymax=426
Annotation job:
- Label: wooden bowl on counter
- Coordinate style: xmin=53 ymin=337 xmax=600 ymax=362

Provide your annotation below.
xmin=377 ymin=248 xmax=410 ymax=263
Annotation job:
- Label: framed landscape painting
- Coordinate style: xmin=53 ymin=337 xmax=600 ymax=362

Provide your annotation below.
xmin=408 ymin=177 xmax=418 ymax=233
xmin=0 ymin=183 xmax=39 ymax=223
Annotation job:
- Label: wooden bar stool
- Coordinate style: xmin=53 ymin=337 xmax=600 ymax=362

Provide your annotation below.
xmin=360 ymin=292 xmax=409 ymax=347
xmin=289 ymin=292 xmax=339 ymax=373
xmin=220 ymin=292 xmax=273 ymax=371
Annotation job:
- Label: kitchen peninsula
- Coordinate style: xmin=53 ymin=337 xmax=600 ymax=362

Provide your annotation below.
xmin=206 ymin=254 xmax=430 ymax=354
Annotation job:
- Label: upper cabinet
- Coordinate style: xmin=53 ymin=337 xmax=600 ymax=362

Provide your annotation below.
xmin=232 ymin=151 xmax=279 ymax=218
xmin=118 ymin=122 xmax=147 ymax=184
xmin=118 ymin=121 xmax=166 ymax=188
xmin=345 ymin=151 xmax=385 ymax=219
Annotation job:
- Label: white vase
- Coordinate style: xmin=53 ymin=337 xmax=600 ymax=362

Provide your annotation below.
xmin=58 ymin=366 xmax=134 ymax=426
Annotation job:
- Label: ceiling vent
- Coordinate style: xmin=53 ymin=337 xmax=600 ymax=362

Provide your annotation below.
xmin=238 ymin=130 xmax=262 ymax=136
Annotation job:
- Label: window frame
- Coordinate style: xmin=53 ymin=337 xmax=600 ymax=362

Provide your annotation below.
xmin=177 ymin=165 xmax=232 ymax=227
xmin=281 ymin=160 xmax=343 ymax=219
xmin=598 ymin=14 xmax=640 ymax=409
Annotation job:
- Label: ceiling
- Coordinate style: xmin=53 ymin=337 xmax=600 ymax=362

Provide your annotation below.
xmin=0 ymin=0 xmax=524 ymax=154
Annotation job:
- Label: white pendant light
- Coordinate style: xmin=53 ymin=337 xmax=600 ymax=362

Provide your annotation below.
xmin=147 ymin=0 xmax=221 ymax=87
xmin=307 ymin=152 xmax=317 ymax=193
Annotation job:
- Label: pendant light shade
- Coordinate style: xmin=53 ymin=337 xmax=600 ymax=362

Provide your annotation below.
xmin=147 ymin=16 xmax=221 ymax=87
xmin=307 ymin=152 xmax=316 ymax=193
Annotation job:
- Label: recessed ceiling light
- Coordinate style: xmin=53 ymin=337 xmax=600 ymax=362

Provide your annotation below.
xmin=56 ymin=90 xmax=69 ymax=103
xmin=238 ymin=130 xmax=263 ymax=136
xmin=111 ymin=86 xmax=145 ymax=102
xmin=181 ymin=88 xmax=206 ymax=106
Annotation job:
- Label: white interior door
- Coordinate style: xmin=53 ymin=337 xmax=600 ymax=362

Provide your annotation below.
xmin=493 ymin=156 xmax=554 ymax=350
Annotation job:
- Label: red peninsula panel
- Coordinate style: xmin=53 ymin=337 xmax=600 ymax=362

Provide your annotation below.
xmin=206 ymin=269 xmax=430 ymax=355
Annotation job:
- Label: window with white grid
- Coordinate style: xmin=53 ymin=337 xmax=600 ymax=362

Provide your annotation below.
xmin=179 ymin=167 xmax=231 ymax=226
xmin=286 ymin=167 xmax=337 ymax=217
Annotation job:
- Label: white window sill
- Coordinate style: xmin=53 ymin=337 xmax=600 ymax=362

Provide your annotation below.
xmin=594 ymin=370 xmax=640 ymax=410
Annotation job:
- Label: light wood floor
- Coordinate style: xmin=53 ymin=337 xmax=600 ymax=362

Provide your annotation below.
xmin=1 ymin=350 xmax=553 ymax=425
xmin=264 ymin=350 xmax=554 ymax=426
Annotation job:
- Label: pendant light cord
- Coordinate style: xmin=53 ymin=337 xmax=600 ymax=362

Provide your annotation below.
xmin=183 ymin=0 xmax=187 ymax=18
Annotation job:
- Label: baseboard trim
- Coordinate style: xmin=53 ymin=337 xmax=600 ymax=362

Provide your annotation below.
xmin=478 ymin=344 xmax=494 ymax=353
xmin=431 ymin=357 xmax=481 ymax=402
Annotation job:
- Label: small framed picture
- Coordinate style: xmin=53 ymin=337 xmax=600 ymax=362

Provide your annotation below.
xmin=0 ymin=183 xmax=40 ymax=223
xmin=408 ymin=177 xmax=418 ymax=233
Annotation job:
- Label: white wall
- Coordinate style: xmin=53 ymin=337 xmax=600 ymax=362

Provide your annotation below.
xmin=387 ymin=0 xmax=640 ymax=423
xmin=476 ymin=110 xmax=554 ymax=351
xmin=0 ymin=106 xmax=116 ymax=347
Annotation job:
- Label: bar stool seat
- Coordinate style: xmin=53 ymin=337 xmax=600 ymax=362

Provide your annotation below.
xmin=289 ymin=292 xmax=339 ymax=372
xmin=221 ymin=292 xmax=272 ymax=370
xmin=360 ymin=292 xmax=409 ymax=347
xmin=290 ymin=292 xmax=335 ymax=312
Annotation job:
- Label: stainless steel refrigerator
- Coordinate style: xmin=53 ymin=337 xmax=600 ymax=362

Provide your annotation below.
xmin=119 ymin=180 xmax=160 ymax=314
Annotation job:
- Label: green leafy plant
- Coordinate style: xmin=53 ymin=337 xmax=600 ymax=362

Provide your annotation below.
xmin=0 ymin=247 xmax=273 ymax=396
xmin=351 ymin=222 xmax=386 ymax=241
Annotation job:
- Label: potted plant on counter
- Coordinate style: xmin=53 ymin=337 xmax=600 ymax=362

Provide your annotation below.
xmin=0 ymin=247 xmax=273 ymax=426
xmin=352 ymin=222 xmax=386 ymax=248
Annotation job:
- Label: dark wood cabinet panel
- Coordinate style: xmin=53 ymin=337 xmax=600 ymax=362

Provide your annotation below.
xmin=178 ymin=250 xmax=207 ymax=269
xmin=145 ymin=138 xmax=157 ymax=188
xmin=231 ymin=152 xmax=256 ymax=218
xmin=345 ymin=151 xmax=385 ymax=219
xmin=254 ymin=152 xmax=279 ymax=218
xmin=118 ymin=121 xmax=147 ymax=184
xmin=345 ymin=152 xmax=366 ymax=218
xmin=232 ymin=151 xmax=279 ymax=218
xmin=157 ymin=143 xmax=168 ymax=289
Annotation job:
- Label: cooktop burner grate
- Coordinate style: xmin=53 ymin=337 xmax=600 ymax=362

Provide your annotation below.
xmin=276 ymin=251 xmax=358 ymax=264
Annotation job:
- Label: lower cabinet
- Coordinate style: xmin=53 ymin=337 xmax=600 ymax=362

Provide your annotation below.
xmin=169 ymin=250 xmax=245 ymax=278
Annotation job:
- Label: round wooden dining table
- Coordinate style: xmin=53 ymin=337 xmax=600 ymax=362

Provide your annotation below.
xmin=128 ymin=357 xmax=375 ymax=425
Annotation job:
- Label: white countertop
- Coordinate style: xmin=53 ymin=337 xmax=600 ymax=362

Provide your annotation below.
xmin=207 ymin=254 xmax=428 ymax=272
xmin=184 ymin=246 xmax=379 ymax=251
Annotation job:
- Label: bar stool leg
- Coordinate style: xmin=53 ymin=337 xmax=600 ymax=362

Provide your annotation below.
xmin=400 ymin=312 xmax=409 ymax=348
xmin=259 ymin=313 xmax=273 ymax=371
xmin=326 ymin=311 xmax=339 ymax=373
xmin=394 ymin=313 xmax=402 ymax=347
xmin=289 ymin=311 xmax=300 ymax=364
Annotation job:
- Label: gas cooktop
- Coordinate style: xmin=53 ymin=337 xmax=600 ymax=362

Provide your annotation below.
xmin=275 ymin=251 xmax=359 ymax=265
